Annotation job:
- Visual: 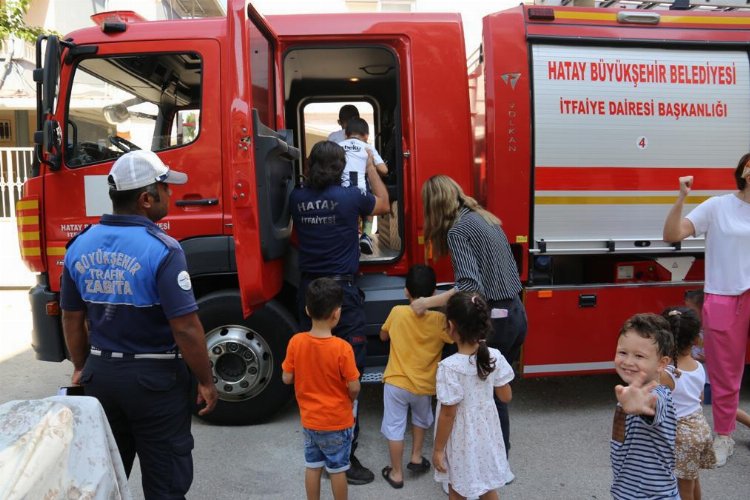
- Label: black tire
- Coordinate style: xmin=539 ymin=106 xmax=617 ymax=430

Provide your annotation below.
xmin=195 ymin=290 xmax=297 ymax=425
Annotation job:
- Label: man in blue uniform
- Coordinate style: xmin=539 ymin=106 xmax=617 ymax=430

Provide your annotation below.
xmin=61 ymin=150 xmax=217 ymax=500
xmin=291 ymin=140 xmax=390 ymax=484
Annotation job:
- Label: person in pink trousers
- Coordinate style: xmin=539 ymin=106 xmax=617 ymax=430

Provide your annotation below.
xmin=663 ymin=154 xmax=750 ymax=467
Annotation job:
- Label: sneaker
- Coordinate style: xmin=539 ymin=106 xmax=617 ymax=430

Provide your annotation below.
xmin=713 ymin=435 xmax=735 ymax=467
xmin=346 ymin=454 xmax=374 ymax=485
xmin=359 ymin=234 xmax=374 ymax=255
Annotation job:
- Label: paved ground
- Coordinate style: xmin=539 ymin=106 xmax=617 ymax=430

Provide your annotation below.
xmin=2 ymin=289 xmax=749 ymax=499
xmin=0 ymin=221 xmax=35 ymax=289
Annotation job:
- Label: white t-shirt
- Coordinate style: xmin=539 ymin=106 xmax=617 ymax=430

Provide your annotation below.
xmin=666 ymin=364 xmax=705 ymax=418
xmin=686 ymin=193 xmax=750 ymax=295
xmin=327 ymin=129 xmax=346 ymax=144
xmin=338 ymin=137 xmax=384 ymax=193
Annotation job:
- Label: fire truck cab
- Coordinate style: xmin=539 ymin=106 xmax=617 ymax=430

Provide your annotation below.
xmin=22 ymin=0 xmax=471 ymax=424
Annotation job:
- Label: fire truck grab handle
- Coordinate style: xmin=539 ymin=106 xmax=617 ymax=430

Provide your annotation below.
xmin=616 ymin=12 xmax=660 ymax=25
xmin=273 ymin=137 xmax=300 ymax=161
xmin=579 ymin=295 xmax=597 ymax=308
xmin=277 ymin=176 xmax=293 ymax=224
xmin=175 ymin=198 xmax=219 ymax=207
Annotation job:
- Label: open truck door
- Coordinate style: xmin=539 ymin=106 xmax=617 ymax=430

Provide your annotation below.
xmin=195 ymin=0 xmax=300 ymax=424
xmin=227 ymin=0 xmax=299 ymax=317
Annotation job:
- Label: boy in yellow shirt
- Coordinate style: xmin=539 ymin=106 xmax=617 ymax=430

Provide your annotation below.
xmin=379 ymin=265 xmax=453 ymax=489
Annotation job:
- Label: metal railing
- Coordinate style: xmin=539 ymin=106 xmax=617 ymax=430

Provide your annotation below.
xmin=0 ymin=36 xmax=36 ymax=64
xmin=0 ymin=148 xmax=34 ymax=219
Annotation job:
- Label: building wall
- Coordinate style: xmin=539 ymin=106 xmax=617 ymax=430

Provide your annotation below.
xmin=24 ymin=0 xmax=225 ymax=35
xmin=0 ymin=110 xmax=15 ymax=147
xmin=23 ymin=0 xmax=51 ymax=28
xmin=0 ymin=110 xmax=33 ymax=147
xmin=250 ymin=0 xmax=522 ymax=55
xmin=29 ymin=0 xmax=160 ymax=35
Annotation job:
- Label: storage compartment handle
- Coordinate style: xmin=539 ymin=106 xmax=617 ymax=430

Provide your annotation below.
xmin=579 ymin=294 xmax=597 ymax=308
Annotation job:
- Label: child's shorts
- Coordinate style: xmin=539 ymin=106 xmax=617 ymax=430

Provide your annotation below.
xmin=381 ymin=383 xmax=434 ymax=441
xmin=303 ymin=427 xmax=353 ymax=473
xmin=675 ymin=410 xmax=716 ymax=479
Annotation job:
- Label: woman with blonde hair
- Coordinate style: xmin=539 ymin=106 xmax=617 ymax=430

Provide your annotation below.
xmin=412 ymin=175 xmax=526 ymax=461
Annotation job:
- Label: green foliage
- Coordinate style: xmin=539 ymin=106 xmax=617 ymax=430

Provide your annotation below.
xmin=0 ymin=0 xmax=49 ymax=43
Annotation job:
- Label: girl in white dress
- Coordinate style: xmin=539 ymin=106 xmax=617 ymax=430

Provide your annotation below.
xmin=433 ymin=292 xmax=514 ymax=499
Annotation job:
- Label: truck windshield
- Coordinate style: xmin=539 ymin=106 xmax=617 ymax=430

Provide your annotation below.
xmin=65 ymin=52 xmax=202 ymax=168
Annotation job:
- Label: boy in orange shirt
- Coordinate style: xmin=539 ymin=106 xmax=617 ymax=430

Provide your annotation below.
xmin=282 ymin=278 xmax=361 ymax=500
xmin=379 ymin=264 xmax=453 ymax=488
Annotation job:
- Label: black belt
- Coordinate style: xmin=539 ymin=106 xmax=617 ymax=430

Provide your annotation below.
xmin=90 ymin=348 xmax=182 ymax=360
xmin=302 ymin=273 xmax=354 ymax=283
xmin=487 ymin=297 xmax=516 ymax=308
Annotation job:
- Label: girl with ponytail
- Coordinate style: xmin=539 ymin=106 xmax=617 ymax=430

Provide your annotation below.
xmin=661 ymin=306 xmax=715 ymax=500
xmin=432 ymin=292 xmax=514 ymax=499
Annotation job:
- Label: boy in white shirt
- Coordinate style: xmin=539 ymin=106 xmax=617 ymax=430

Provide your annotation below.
xmin=338 ymin=117 xmax=388 ymax=254
xmin=328 ymin=104 xmax=360 ymax=144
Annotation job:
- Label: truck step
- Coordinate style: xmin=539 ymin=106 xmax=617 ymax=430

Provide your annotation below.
xmin=361 ymin=366 xmax=384 ymax=384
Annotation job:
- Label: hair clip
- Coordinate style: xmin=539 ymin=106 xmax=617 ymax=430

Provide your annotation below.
xmin=471 ymin=295 xmax=478 ymax=305
xmin=668 ymin=310 xmax=682 ymax=316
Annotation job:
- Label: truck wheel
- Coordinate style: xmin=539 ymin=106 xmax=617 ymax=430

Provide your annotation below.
xmin=195 ymin=290 xmax=296 ymax=425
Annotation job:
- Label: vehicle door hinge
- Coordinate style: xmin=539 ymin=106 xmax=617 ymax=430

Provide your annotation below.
xmin=238 ymin=136 xmax=252 ymax=151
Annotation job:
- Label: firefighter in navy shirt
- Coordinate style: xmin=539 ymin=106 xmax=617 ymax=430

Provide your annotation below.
xmin=61 ymin=150 xmax=217 ymax=500
xmin=291 ymin=140 xmax=390 ymax=484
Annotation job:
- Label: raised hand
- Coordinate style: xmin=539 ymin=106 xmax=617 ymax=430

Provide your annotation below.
xmin=615 ymin=376 xmax=658 ymax=416
xmin=678 ymin=175 xmax=693 ymax=197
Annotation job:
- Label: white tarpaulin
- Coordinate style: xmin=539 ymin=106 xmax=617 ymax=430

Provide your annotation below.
xmin=0 ymin=396 xmax=131 ymax=500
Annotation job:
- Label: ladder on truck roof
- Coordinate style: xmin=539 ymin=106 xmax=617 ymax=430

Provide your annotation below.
xmin=536 ymin=0 xmax=750 ymax=11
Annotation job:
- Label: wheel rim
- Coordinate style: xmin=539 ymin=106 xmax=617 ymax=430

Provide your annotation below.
xmin=205 ymin=324 xmax=274 ymax=401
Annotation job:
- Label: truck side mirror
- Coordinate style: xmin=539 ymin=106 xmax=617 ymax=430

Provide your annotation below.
xmin=32 ymin=119 xmax=62 ymax=171
xmin=42 ymin=36 xmax=60 ymax=116
xmin=103 ymin=103 xmax=130 ymax=124
xmin=42 ymin=119 xmax=61 ymax=170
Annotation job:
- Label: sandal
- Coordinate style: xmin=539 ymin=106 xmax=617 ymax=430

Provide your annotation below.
xmin=406 ymin=456 xmax=430 ymax=474
xmin=381 ymin=466 xmax=404 ymax=489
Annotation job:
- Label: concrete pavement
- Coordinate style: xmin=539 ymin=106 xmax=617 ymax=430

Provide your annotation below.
xmin=2 ymin=289 xmax=749 ymax=499
xmin=0 ymin=220 xmax=35 ymax=289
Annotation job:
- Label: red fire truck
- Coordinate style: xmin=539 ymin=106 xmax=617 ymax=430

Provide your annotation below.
xmin=17 ymin=0 xmax=750 ymax=424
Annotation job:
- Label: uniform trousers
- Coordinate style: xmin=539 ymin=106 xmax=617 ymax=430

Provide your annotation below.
xmin=81 ymin=355 xmax=194 ymax=500
xmin=703 ymin=291 xmax=750 ymax=435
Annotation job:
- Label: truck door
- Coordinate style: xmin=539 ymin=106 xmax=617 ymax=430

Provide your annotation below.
xmin=227 ymin=1 xmax=299 ymax=317
xmin=42 ymin=38 xmax=222 ymax=291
